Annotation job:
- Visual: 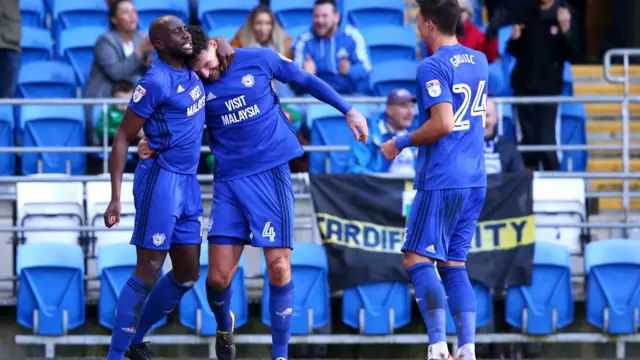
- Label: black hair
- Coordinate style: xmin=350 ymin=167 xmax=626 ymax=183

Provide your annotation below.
xmin=186 ymin=25 xmax=210 ymax=63
xmin=109 ymin=0 xmax=133 ymax=30
xmin=314 ymin=0 xmax=338 ymax=12
xmin=111 ymin=80 xmax=134 ymax=96
xmin=416 ymin=0 xmax=460 ymax=36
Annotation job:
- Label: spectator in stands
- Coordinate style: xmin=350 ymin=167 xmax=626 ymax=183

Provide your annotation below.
xmin=293 ymin=0 xmax=372 ymax=95
xmin=0 ymin=0 xmax=21 ymax=98
xmin=508 ymin=0 xmax=578 ymax=171
xmin=425 ymin=0 xmax=499 ymax=63
xmin=231 ymin=4 xmax=293 ymax=59
xmin=85 ymin=0 xmax=153 ymax=99
xmin=484 ymin=99 xmax=526 ymax=174
xmin=345 ymin=89 xmax=417 ymax=175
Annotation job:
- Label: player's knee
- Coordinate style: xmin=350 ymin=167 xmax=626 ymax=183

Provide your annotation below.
xmin=403 ymin=251 xmax=435 ymax=270
xmin=134 ymin=258 xmax=164 ymax=285
xmin=173 ymin=267 xmax=200 ymax=285
xmin=207 ymin=268 xmax=233 ymax=290
xmin=266 ymin=255 xmax=291 ymax=286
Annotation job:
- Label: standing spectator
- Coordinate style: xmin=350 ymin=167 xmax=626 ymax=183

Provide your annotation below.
xmin=346 ymin=89 xmax=417 ymax=174
xmin=293 ymin=0 xmax=372 ymax=95
xmin=0 ymin=0 xmax=21 ymax=98
xmin=484 ymin=99 xmax=525 ymax=174
xmin=85 ymin=0 xmax=152 ymax=99
xmin=230 ymin=4 xmax=293 ymax=59
xmin=508 ymin=0 xmax=578 ymax=171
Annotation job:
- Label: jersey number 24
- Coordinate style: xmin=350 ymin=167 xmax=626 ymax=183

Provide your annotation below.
xmin=452 ymin=80 xmax=487 ymax=132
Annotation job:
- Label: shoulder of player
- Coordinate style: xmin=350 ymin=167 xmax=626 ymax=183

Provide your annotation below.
xmin=136 ymin=68 xmax=169 ymax=97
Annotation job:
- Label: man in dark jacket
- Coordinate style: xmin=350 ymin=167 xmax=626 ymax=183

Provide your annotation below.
xmin=508 ymin=0 xmax=578 ymax=171
xmin=0 ymin=0 xmax=21 ymax=98
xmin=485 ymin=99 xmax=526 ymax=174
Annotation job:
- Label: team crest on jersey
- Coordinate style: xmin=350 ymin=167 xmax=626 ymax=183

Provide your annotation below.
xmin=425 ymin=80 xmax=441 ymax=97
xmin=152 ymin=233 xmax=166 ymax=246
xmin=132 ymin=85 xmax=146 ymax=103
xmin=241 ymin=74 xmax=255 ymax=88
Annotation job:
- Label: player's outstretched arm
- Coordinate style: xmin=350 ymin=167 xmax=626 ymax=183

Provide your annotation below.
xmin=104 ymin=109 xmax=145 ymax=228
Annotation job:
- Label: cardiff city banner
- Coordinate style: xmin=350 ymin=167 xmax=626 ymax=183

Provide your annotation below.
xmin=310 ymin=172 xmax=535 ymax=291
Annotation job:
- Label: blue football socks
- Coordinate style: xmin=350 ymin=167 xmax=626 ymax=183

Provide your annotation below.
xmin=439 ymin=266 xmax=476 ymax=346
xmin=269 ymin=281 xmax=294 ymax=360
xmin=206 ymin=280 xmax=234 ymax=332
xmin=407 ymin=262 xmax=447 ymax=345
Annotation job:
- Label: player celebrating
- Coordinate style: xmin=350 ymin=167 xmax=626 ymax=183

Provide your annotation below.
xmin=137 ymin=25 xmax=368 ymax=360
xmin=380 ymin=1 xmax=488 ymax=360
xmin=103 ymin=16 xmax=233 ymax=360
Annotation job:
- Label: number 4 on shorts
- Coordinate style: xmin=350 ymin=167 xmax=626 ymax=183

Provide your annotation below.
xmin=262 ymin=221 xmax=276 ymax=242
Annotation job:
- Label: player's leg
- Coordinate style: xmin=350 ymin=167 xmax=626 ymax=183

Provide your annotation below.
xmin=107 ymin=162 xmax=175 ymax=360
xmin=239 ymin=164 xmax=295 ymax=360
xmin=207 ymin=179 xmax=251 ymax=360
xmin=437 ymin=187 xmax=486 ymax=360
xmin=402 ymin=189 xmax=463 ymax=360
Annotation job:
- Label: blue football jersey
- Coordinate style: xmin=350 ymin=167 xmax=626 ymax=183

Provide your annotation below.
xmin=203 ymin=48 xmax=304 ymax=181
xmin=128 ymin=59 xmax=206 ymax=174
xmin=414 ymin=43 xmax=488 ymax=190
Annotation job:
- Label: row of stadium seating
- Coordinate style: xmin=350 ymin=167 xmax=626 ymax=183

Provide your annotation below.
xmin=16 ymin=240 xmax=640 ymax=336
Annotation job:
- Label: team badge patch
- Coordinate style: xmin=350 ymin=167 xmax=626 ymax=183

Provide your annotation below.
xmin=152 ymin=233 xmax=166 ymax=246
xmin=132 ymin=85 xmax=146 ymax=103
xmin=241 ymin=74 xmax=255 ymax=88
xmin=426 ymin=80 xmax=441 ymax=97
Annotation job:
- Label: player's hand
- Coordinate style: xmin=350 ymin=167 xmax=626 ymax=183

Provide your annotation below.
xmin=214 ymin=37 xmax=235 ymax=72
xmin=511 ymin=24 xmax=525 ymax=40
xmin=557 ymin=7 xmax=571 ymax=33
xmin=381 ymin=137 xmax=400 ymax=161
xmin=104 ymin=200 xmax=121 ymax=228
xmin=339 ymin=55 xmax=350 ymax=75
xmin=303 ymin=54 xmax=316 ymax=75
xmin=137 ymin=137 xmax=155 ymax=160
xmin=346 ymin=108 xmax=368 ymax=144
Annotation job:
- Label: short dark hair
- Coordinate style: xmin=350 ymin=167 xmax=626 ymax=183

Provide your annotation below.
xmin=187 ymin=25 xmax=210 ymax=63
xmin=314 ymin=0 xmax=338 ymax=12
xmin=108 ymin=0 xmax=133 ymax=30
xmin=111 ymin=80 xmax=134 ymax=96
xmin=417 ymin=0 xmax=460 ymax=36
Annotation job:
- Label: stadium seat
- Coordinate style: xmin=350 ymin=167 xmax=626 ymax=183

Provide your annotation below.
xmin=285 ymin=25 xmax=310 ymax=41
xmin=533 ymin=178 xmax=586 ymax=255
xmin=17 ymin=61 xmax=77 ymax=99
xmin=198 ymin=0 xmax=259 ymax=34
xmin=370 ymin=60 xmax=418 ymax=97
xmin=20 ymin=0 xmax=46 ymax=28
xmin=506 ymin=241 xmax=574 ymax=334
xmin=585 ymin=239 xmax=640 ymax=334
xmin=498 ymin=102 xmax=515 ymax=142
xmin=562 ymin=61 xmax=573 ymax=95
xmin=16 ymin=242 xmax=85 ymax=335
xmin=97 ymin=243 xmax=167 ymax=330
xmin=342 ymin=281 xmax=411 ymax=334
xmin=498 ymin=25 xmax=513 ymax=56
xmin=57 ymin=26 xmax=105 ymax=87
xmin=0 ymin=106 xmax=15 ymax=176
xmin=16 ymin=176 xmax=84 ymax=245
xmin=342 ymin=0 xmax=404 ymax=29
xmin=52 ymin=0 xmax=109 ymax=36
xmin=488 ymin=61 xmax=506 ymax=96
xmin=179 ymin=247 xmax=249 ymax=335
xmin=20 ymin=105 xmax=86 ymax=175
xmin=308 ymin=103 xmax=372 ymax=174
xmin=135 ymin=0 xmax=190 ymax=33
xmin=261 ymin=242 xmax=331 ymax=334
xmin=559 ymin=102 xmax=588 ymax=172
xmin=360 ymin=25 xmax=417 ymax=65
xmin=21 ymin=27 xmax=54 ymax=64
xmin=208 ymin=26 xmax=241 ymax=43
xmin=86 ymin=180 xmax=135 ymax=250
xmin=446 ymin=281 xmax=493 ymax=334
xmin=271 ymin=0 xmax=314 ymax=30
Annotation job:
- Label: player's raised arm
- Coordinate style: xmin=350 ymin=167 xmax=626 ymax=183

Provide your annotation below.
xmin=263 ymin=48 xmax=369 ymax=144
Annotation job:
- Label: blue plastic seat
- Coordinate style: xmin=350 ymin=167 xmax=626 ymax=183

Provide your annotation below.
xmin=97 ymin=243 xmax=167 ymax=330
xmin=0 ymin=106 xmax=15 ymax=176
xmin=261 ymin=242 xmax=331 ymax=334
xmin=286 ymin=25 xmax=310 ymax=41
xmin=16 ymin=242 xmax=85 ymax=335
xmin=17 ymin=61 xmax=77 ymax=99
xmin=505 ymin=241 xmax=574 ymax=334
xmin=21 ymin=0 xmax=46 ymax=28
xmin=488 ymin=61 xmax=506 ymax=96
xmin=343 ymin=0 xmax=404 ymax=29
xmin=271 ymin=0 xmax=314 ymax=30
xmin=20 ymin=105 xmax=86 ymax=175
xmin=135 ymin=0 xmax=190 ymax=33
xmin=562 ymin=61 xmax=573 ymax=95
xmin=57 ymin=26 xmax=105 ymax=87
xmin=559 ymin=102 xmax=588 ymax=172
xmin=498 ymin=25 xmax=513 ymax=56
xmin=179 ymin=247 xmax=248 ymax=335
xmin=499 ymin=103 xmax=515 ymax=143
xmin=308 ymin=104 xmax=371 ymax=174
xmin=360 ymin=25 xmax=417 ymax=66
xmin=446 ymin=281 xmax=494 ymax=334
xmin=585 ymin=239 xmax=640 ymax=334
xmin=21 ymin=27 xmax=54 ymax=65
xmin=208 ymin=26 xmax=241 ymax=43
xmin=342 ymin=281 xmax=411 ymax=334
xmin=198 ymin=0 xmax=259 ymax=33
xmin=370 ymin=60 xmax=418 ymax=97
xmin=53 ymin=0 xmax=109 ymax=36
